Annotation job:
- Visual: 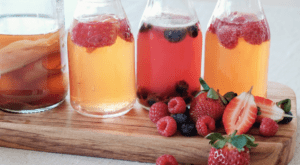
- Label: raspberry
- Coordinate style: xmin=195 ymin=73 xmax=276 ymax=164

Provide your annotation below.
xmin=259 ymin=118 xmax=279 ymax=137
xmin=168 ymin=97 xmax=186 ymax=114
xmin=149 ymin=102 xmax=170 ymax=123
xmin=172 ymin=113 xmax=189 ymax=130
xmin=196 ymin=116 xmax=216 ymax=137
xmin=156 ymin=154 xmax=178 ymax=165
xmin=118 ymin=18 xmax=134 ymax=42
xmin=216 ymin=25 xmax=239 ymax=49
xmin=71 ymin=16 xmax=118 ymax=48
xmin=156 ymin=116 xmax=177 ymax=137
xmin=243 ymin=20 xmax=269 ymax=45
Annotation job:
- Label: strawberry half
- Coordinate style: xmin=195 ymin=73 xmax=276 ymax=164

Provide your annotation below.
xmin=255 ymin=97 xmax=293 ymax=123
xmin=223 ymin=87 xmax=257 ymax=135
xmin=206 ymin=131 xmax=258 ymax=165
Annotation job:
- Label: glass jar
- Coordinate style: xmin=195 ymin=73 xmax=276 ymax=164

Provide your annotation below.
xmin=136 ymin=0 xmax=203 ymax=109
xmin=68 ymin=0 xmax=136 ymax=118
xmin=204 ymin=0 xmax=270 ymax=97
xmin=0 ymin=0 xmax=67 ymax=113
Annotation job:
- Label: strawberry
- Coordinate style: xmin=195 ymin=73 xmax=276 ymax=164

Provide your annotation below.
xmin=206 ymin=130 xmax=258 ymax=165
xmin=254 ymin=97 xmax=293 ymax=123
xmin=189 ymin=78 xmax=227 ymax=122
xmin=259 ymin=118 xmax=279 ymax=137
xmin=222 ymin=87 xmax=257 ymax=135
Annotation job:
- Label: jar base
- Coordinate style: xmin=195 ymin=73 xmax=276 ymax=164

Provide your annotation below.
xmin=71 ymin=99 xmax=136 ymax=118
xmin=0 ymin=99 xmax=65 ymax=114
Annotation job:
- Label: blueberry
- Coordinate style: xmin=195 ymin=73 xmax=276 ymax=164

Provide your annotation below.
xmin=172 ymin=114 xmax=189 ymax=130
xmin=180 ymin=122 xmax=197 ymax=137
xmin=187 ymin=24 xmax=199 ymax=38
xmin=139 ymin=23 xmax=152 ymax=33
xmin=279 ymin=111 xmax=293 ymax=124
xmin=147 ymin=99 xmax=157 ymax=107
xmin=164 ymin=28 xmax=187 ymax=43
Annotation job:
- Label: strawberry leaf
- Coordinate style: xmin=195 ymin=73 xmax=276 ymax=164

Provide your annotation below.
xmin=199 ymin=78 xmax=210 ymax=91
xmin=212 ymin=139 xmax=227 ymax=149
xmin=276 ymin=99 xmax=291 ymax=113
xmin=207 ymin=88 xmax=219 ymax=100
xmin=231 ymin=135 xmax=248 ymax=152
xmin=206 ymin=132 xmax=225 ymax=145
xmin=223 ymin=92 xmax=237 ymax=102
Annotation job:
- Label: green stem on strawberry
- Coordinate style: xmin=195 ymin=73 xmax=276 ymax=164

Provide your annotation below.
xmin=206 ymin=130 xmax=258 ymax=152
xmin=198 ymin=78 xmax=228 ymax=105
xmin=199 ymin=77 xmax=210 ymax=91
xmin=223 ymin=91 xmax=238 ymax=102
xmin=276 ymin=99 xmax=291 ymax=113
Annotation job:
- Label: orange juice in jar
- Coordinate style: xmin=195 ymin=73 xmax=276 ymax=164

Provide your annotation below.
xmin=68 ymin=1 xmax=136 ymax=118
xmin=204 ymin=0 xmax=270 ymax=97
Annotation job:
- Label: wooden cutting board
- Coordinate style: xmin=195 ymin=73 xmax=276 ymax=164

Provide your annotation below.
xmin=0 ymin=82 xmax=297 ymax=165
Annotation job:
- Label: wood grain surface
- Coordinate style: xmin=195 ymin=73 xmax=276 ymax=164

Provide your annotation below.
xmin=0 ymin=82 xmax=297 ymax=165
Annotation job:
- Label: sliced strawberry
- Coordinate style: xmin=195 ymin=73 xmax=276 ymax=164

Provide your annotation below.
xmin=223 ymin=88 xmax=257 ymax=135
xmin=255 ymin=96 xmax=287 ymax=123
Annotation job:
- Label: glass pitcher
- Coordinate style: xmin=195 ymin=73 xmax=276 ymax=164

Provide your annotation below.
xmin=136 ymin=0 xmax=203 ymax=109
xmin=0 ymin=0 xmax=67 ymax=113
xmin=204 ymin=0 xmax=271 ymax=97
xmin=68 ymin=0 xmax=136 ymax=118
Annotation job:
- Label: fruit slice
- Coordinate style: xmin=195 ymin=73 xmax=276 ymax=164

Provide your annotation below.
xmin=255 ymin=96 xmax=293 ymax=123
xmin=223 ymin=87 xmax=257 ymax=135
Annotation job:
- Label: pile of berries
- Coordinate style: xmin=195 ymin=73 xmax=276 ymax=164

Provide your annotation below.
xmin=150 ymin=96 xmax=218 ymax=137
xmin=149 ymin=78 xmax=294 ymax=164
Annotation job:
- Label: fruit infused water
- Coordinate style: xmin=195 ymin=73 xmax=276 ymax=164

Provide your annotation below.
xmin=204 ymin=12 xmax=270 ymax=97
xmin=0 ymin=16 xmax=67 ymax=113
xmin=68 ymin=15 xmax=136 ymax=117
xmin=137 ymin=17 xmax=202 ymax=108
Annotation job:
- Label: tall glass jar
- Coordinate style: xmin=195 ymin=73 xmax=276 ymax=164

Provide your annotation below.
xmin=204 ymin=0 xmax=270 ymax=97
xmin=137 ymin=0 xmax=202 ymax=109
xmin=0 ymin=0 xmax=67 ymax=113
xmin=68 ymin=0 xmax=136 ymax=118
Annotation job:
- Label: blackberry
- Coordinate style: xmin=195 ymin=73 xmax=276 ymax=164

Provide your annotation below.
xmin=172 ymin=113 xmax=189 ymax=130
xmin=180 ymin=122 xmax=197 ymax=137
xmin=187 ymin=24 xmax=199 ymax=38
xmin=183 ymin=95 xmax=193 ymax=105
xmin=164 ymin=28 xmax=187 ymax=43
xmin=136 ymin=87 xmax=148 ymax=100
xmin=279 ymin=111 xmax=293 ymax=124
xmin=139 ymin=23 xmax=152 ymax=33
xmin=175 ymin=80 xmax=189 ymax=95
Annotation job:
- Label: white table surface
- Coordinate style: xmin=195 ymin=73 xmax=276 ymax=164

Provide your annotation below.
xmin=0 ymin=0 xmax=299 ymax=164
